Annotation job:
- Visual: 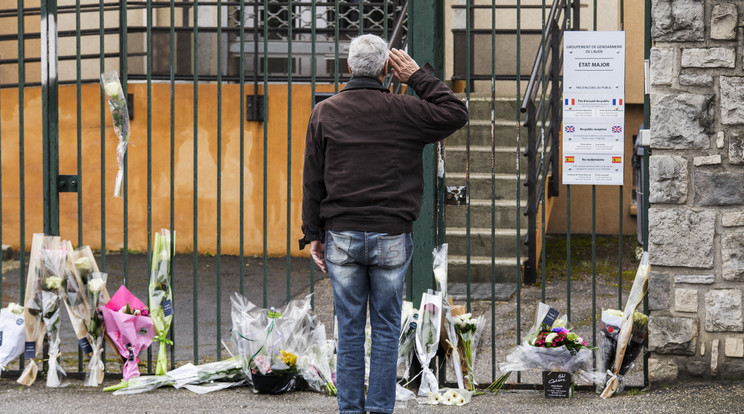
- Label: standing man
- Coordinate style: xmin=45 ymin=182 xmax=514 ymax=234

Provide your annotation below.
xmin=300 ymin=34 xmax=468 ymax=414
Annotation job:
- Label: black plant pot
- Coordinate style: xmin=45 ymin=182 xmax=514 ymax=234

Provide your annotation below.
xmin=252 ymin=372 xmax=296 ymax=394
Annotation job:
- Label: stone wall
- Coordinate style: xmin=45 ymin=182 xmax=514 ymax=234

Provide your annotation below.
xmin=648 ymin=0 xmax=744 ymax=383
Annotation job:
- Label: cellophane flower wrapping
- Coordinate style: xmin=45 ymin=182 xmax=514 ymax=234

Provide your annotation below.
xmin=40 ymin=245 xmax=69 ymax=387
xmin=415 ymin=290 xmax=442 ymax=396
xmin=0 ymin=303 xmax=26 ymax=374
xmin=101 ymin=285 xmax=155 ymax=381
xmin=497 ymin=302 xmax=603 ymax=386
xmin=149 ymin=229 xmax=175 ymax=375
xmin=454 ymin=312 xmax=485 ymax=391
xmin=433 ymin=243 xmax=467 ymax=391
xmin=100 ymin=71 xmax=130 ymax=198
xmin=601 ymin=252 xmax=651 ymax=399
xmin=229 ymin=293 xmax=334 ymax=395
xmin=18 ymin=233 xmax=52 ymax=386
xmin=397 ymin=300 xmax=417 ymax=381
xmin=73 ymin=245 xmax=112 ymax=386
xmin=59 ymin=241 xmax=94 ymax=359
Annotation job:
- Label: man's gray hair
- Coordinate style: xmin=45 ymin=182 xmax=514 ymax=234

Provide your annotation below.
xmin=348 ymin=34 xmax=389 ymax=78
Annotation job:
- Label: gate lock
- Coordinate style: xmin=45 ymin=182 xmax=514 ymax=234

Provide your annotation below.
xmin=57 ymin=175 xmax=79 ymax=193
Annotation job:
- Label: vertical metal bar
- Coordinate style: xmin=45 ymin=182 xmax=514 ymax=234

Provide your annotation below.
xmin=309 ymin=0 xmax=317 ymax=310
xmin=515 ymin=0 xmax=523 ymax=384
xmin=193 ymin=0 xmax=200 ymax=363
xmin=489 ymin=0 xmax=496 ymax=381
xmin=217 ymin=0 xmax=224 ymax=360
xmin=169 ymin=0 xmax=177 ymax=370
xmin=239 ymin=0 xmax=246 ymax=296
xmin=334 ymin=0 xmax=339 ymax=94
xmin=464 ymin=0 xmax=472 ymax=313
xmin=17 ymin=0 xmax=27 ymax=372
xmin=76 ymin=0 xmax=83 ymax=373
xmin=286 ymin=0 xmax=293 ymax=304
xmin=618 ymin=186 xmax=623 ymax=309
xmin=566 ymin=185 xmax=571 ymax=322
xmin=591 ymin=185 xmax=597 ymax=348
xmin=409 ymin=0 xmax=440 ymax=309
xmin=262 ymin=0 xmax=269 ymax=308
xmin=358 ymin=0 xmax=363 ymax=36
xmin=540 ymin=0 xmax=547 ymax=304
xmin=42 ymin=0 xmax=60 ymax=237
xmin=146 ymin=0 xmax=154 ymax=374
xmin=99 ymin=0 xmax=106 ymax=273
xmin=121 ymin=0 xmax=130 ymax=287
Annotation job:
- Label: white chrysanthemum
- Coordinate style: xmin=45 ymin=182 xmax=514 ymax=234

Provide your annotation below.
xmin=545 ymin=332 xmax=558 ymax=343
xmin=428 ymin=392 xmax=441 ymax=404
xmin=45 ymin=276 xmax=63 ymax=290
xmin=7 ymin=302 xmax=24 ymax=315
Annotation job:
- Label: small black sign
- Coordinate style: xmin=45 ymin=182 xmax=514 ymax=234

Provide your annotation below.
xmin=162 ymin=299 xmax=174 ymax=317
xmin=79 ymin=337 xmax=93 ymax=354
xmin=24 ymin=341 xmax=36 ymax=358
xmin=542 ymin=307 xmax=560 ymax=327
xmin=543 ymin=371 xmax=572 ymax=398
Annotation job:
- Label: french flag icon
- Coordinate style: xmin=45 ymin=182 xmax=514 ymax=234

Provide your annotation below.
xmin=564 ymin=98 xmax=575 ymax=105
xmin=612 ymin=98 xmax=623 ymax=105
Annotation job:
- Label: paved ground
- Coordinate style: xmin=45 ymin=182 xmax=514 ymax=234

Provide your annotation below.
xmin=1 ymin=378 xmax=744 ymax=413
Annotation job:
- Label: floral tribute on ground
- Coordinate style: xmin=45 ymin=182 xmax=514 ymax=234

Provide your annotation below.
xmin=487 ymin=302 xmax=603 ymax=394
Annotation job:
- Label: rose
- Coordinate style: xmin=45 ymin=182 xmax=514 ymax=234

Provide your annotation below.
xmin=104 ymin=81 xmax=123 ymax=98
xmin=74 ymin=257 xmax=92 ymax=272
xmin=88 ymin=278 xmax=105 ymax=294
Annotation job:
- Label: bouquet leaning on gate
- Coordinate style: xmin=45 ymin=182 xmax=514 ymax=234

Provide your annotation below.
xmin=39 ymin=244 xmax=70 ymax=387
xmin=101 ymin=285 xmax=155 ymax=384
xmin=149 ymin=229 xmax=175 ymax=375
xmin=488 ymin=302 xmax=603 ymax=394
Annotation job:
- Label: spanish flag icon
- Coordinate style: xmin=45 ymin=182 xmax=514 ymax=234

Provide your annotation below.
xmin=565 ymin=156 xmax=575 ymax=163
xmin=612 ymin=156 xmax=622 ymax=163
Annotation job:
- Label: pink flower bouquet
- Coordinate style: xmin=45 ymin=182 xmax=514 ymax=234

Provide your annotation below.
xmin=101 ymin=285 xmax=155 ymax=381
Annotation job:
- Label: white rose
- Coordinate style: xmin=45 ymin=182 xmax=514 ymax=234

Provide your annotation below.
xmin=7 ymin=302 xmax=24 ymax=315
xmin=104 ymin=81 xmax=122 ymax=98
xmin=88 ymin=278 xmax=106 ymax=294
xmin=74 ymin=257 xmax=91 ymax=272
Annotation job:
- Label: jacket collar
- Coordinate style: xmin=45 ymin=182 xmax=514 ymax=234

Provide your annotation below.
xmin=341 ymin=76 xmax=390 ymax=93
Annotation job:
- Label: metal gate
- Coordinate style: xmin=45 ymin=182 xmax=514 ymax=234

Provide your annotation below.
xmin=0 ymin=0 xmax=648 ymax=389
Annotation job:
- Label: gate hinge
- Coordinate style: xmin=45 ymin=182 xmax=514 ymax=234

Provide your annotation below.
xmin=57 ymin=175 xmax=79 ymax=193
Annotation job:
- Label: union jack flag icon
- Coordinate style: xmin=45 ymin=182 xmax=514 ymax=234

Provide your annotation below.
xmin=565 ymin=125 xmax=575 ymax=133
xmin=612 ymin=126 xmax=622 ymax=133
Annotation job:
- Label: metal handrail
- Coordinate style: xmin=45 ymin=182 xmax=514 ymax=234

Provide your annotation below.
xmin=520 ymin=0 xmax=568 ymax=284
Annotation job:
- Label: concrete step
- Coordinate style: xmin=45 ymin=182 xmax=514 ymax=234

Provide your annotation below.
xmin=445 ymin=227 xmax=527 ymax=258
xmin=446 ymin=172 xmax=525 ymax=200
xmin=445 ymin=145 xmax=528 ymax=175
xmin=448 ymin=255 xmax=523 ymax=284
xmin=445 ymin=199 xmax=528 ymax=229
xmin=446 ymin=120 xmax=527 ymax=147
xmin=457 ymin=96 xmax=521 ymax=121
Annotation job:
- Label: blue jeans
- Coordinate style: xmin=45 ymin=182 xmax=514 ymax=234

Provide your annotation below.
xmin=325 ymin=230 xmax=413 ymax=414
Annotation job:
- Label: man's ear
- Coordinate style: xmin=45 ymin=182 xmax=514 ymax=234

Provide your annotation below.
xmin=347 ymin=62 xmax=352 ymax=75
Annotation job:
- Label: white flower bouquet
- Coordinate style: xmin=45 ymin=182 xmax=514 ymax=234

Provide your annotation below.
xmin=454 ymin=312 xmax=485 ymax=391
xmin=414 ymin=290 xmax=442 ymax=396
xmin=0 ymin=302 xmax=26 ymax=375
xmin=149 ymin=229 xmax=175 ymax=375
xmin=100 ymin=71 xmax=131 ymax=198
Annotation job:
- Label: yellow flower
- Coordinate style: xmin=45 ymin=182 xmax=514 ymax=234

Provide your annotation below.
xmin=280 ymin=350 xmax=297 ymax=367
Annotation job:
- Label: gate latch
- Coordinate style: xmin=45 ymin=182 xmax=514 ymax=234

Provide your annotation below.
xmin=57 ymin=175 xmax=79 ymax=193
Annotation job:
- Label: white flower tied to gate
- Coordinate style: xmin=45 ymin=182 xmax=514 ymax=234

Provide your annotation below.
xmin=100 ymin=71 xmax=131 ymax=198
xmin=88 ymin=277 xmax=105 ymax=294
